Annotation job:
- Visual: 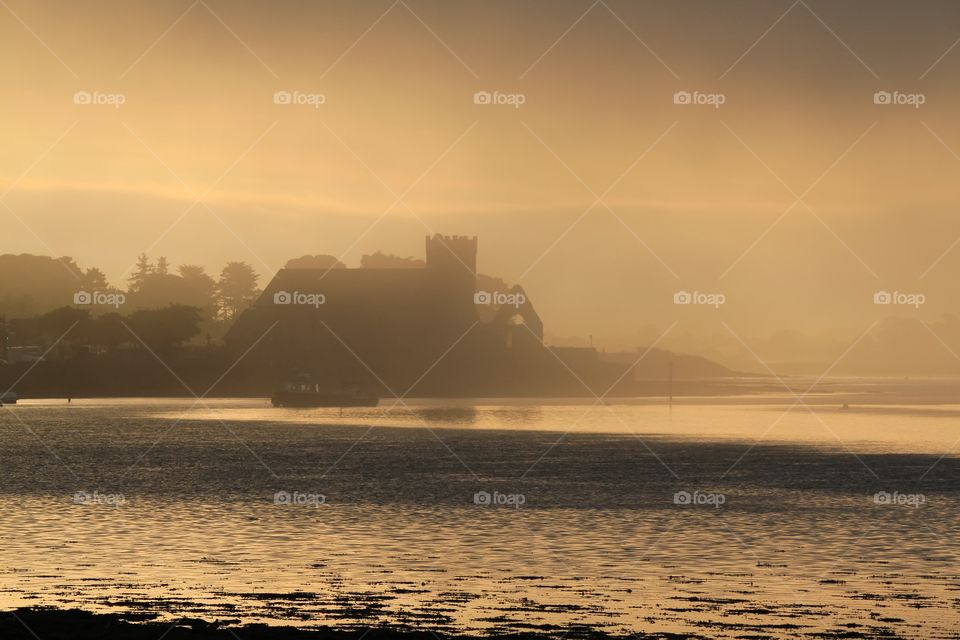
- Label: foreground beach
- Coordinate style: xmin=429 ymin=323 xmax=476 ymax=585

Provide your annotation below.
xmin=0 ymin=607 xmax=895 ymax=639
xmin=3 ymin=608 xmax=615 ymax=640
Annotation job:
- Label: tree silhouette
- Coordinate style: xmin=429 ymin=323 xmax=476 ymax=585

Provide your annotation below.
xmin=128 ymin=254 xmax=153 ymax=294
xmin=129 ymin=263 xmax=217 ymax=328
xmin=80 ymin=312 xmax=126 ymax=352
xmin=360 ymin=252 xmax=424 ymax=269
xmin=155 ymin=256 xmax=170 ymax=276
xmin=0 ymin=255 xmax=88 ymax=317
xmin=82 ymin=267 xmax=109 ymax=292
xmin=127 ymin=305 xmax=203 ymax=352
xmin=215 ymin=262 xmax=259 ymax=322
xmin=285 ymin=255 xmax=346 ymax=270
xmin=177 ymin=264 xmax=217 ymax=311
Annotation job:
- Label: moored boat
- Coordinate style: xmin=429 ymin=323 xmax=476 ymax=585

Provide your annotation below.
xmin=271 ymin=389 xmax=378 ymax=408
xmin=270 ymin=375 xmax=378 ymax=408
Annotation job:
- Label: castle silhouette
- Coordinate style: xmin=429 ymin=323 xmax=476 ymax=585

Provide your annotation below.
xmin=225 ymin=235 xmax=585 ymax=396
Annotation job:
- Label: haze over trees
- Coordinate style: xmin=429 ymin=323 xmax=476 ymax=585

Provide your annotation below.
xmin=0 ymin=255 xmax=108 ymax=318
xmin=0 ymin=253 xmax=259 ymax=350
xmin=0 ymin=252 xmax=510 ymax=331
xmin=0 ymin=251 xmax=954 ymax=376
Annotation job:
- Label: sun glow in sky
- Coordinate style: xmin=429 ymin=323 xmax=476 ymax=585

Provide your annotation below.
xmin=5 ymin=0 xmax=960 ymax=347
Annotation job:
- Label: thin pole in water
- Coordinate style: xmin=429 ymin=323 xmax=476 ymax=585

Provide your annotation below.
xmin=668 ymin=360 xmax=674 ymax=409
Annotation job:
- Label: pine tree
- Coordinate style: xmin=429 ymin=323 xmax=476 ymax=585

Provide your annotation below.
xmin=128 ymin=254 xmax=153 ymax=294
xmin=155 ymin=256 xmax=169 ymax=276
xmin=82 ymin=267 xmax=109 ymax=292
xmin=215 ymin=262 xmax=259 ymax=322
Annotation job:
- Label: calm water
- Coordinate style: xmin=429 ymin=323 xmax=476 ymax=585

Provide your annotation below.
xmin=1 ymin=394 xmax=959 ymax=638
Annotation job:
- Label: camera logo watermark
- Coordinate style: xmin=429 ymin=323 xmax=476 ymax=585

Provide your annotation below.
xmin=673 ymin=90 xmax=725 ymax=109
xmin=73 ymin=90 xmax=126 ymax=108
xmin=873 ymin=90 xmax=925 ymax=108
xmin=674 ymin=290 xmax=726 ymax=308
xmin=873 ymin=290 xmax=925 ymax=308
xmin=73 ymin=490 xmax=126 ymax=507
xmin=273 ymin=90 xmax=326 ymax=108
xmin=74 ymin=290 xmax=126 ymax=308
xmin=473 ymin=490 xmax=525 ymax=508
xmin=273 ymin=490 xmax=326 ymax=506
xmin=873 ymin=491 xmax=925 ymax=508
xmin=473 ymin=90 xmax=526 ymax=109
xmin=273 ymin=290 xmax=326 ymax=307
xmin=474 ymin=290 xmax=526 ymax=308
xmin=673 ymin=490 xmax=726 ymax=508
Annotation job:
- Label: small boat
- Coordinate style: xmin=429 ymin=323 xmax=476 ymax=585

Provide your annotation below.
xmin=271 ymin=385 xmax=378 ymax=408
xmin=0 ymin=392 xmax=17 ymax=405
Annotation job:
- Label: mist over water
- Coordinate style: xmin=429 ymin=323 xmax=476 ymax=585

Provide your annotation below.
xmin=7 ymin=1 xmax=960 ymax=638
xmin=1 ymin=396 xmax=957 ymax=638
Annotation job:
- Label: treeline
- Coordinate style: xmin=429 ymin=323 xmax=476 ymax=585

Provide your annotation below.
xmin=0 ymin=251 xmax=513 ymax=353
xmin=8 ymin=305 xmax=204 ymax=356
xmin=0 ymin=253 xmax=259 ymax=332
xmin=0 ymin=253 xmax=261 ymax=350
xmin=125 ymin=254 xmax=259 ymax=323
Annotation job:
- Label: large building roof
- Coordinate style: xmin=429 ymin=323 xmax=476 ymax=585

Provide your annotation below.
xmin=255 ymin=267 xmax=440 ymax=308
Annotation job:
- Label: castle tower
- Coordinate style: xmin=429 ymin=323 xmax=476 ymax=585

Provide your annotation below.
xmin=425 ymin=235 xmax=478 ymax=327
xmin=425 ymin=234 xmax=477 ymax=286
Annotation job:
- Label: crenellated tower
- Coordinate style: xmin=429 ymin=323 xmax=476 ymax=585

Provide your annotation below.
xmin=424 ymin=234 xmax=477 ymax=325
xmin=425 ymin=234 xmax=477 ymax=287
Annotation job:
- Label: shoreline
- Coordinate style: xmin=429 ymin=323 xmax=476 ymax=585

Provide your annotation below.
xmin=1 ymin=379 xmax=774 ymax=401
xmin=0 ymin=608 xmax=662 ymax=640
xmin=0 ymin=605 xmax=909 ymax=639
xmin=9 ymin=373 xmax=960 ymax=405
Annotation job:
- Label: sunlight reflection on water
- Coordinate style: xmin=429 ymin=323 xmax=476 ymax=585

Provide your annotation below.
xmin=0 ymin=397 xmax=957 ymax=638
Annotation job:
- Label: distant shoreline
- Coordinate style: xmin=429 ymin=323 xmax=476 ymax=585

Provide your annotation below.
xmin=0 ymin=356 xmax=764 ymax=400
xmin=10 ymin=373 xmax=960 ymax=406
xmin=0 ymin=375 xmax=789 ymax=401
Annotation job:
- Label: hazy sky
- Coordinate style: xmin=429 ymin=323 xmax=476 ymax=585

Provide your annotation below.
xmin=4 ymin=0 xmax=960 ymax=349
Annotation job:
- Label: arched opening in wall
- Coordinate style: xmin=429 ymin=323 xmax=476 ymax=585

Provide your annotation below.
xmin=506 ymin=313 xmax=526 ymax=349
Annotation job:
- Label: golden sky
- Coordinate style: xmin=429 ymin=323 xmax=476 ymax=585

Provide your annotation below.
xmin=3 ymin=0 xmax=960 ymax=344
